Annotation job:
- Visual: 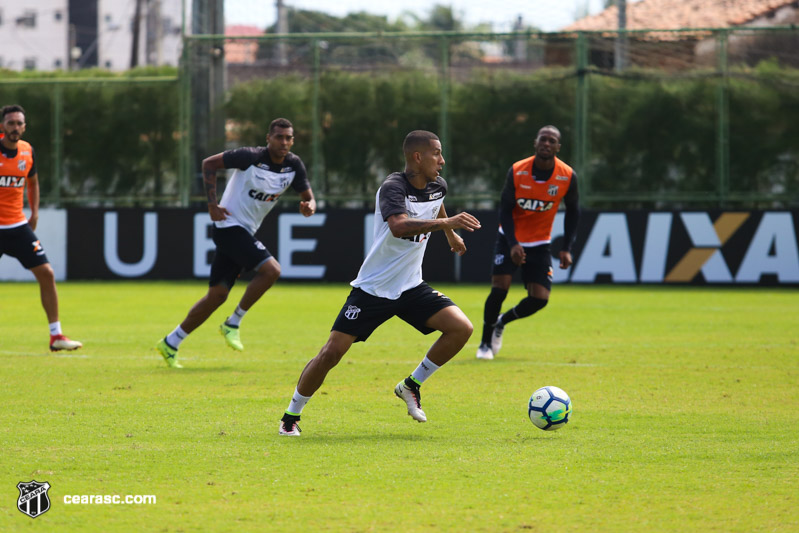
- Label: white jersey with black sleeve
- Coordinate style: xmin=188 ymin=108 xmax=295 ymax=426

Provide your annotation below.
xmin=214 ymin=148 xmax=309 ymax=235
xmin=351 ymin=172 xmax=447 ymax=300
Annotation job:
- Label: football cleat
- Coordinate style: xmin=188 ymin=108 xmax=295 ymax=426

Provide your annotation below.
xmin=279 ymin=413 xmax=301 ymax=436
xmin=49 ymin=334 xmax=82 ymax=352
xmin=219 ymin=323 xmax=244 ymax=351
xmin=490 ymin=317 xmax=505 ymax=356
xmin=155 ymin=338 xmax=183 ymax=368
xmin=476 ymin=343 xmax=494 ymax=360
xmin=394 ymin=378 xmax=427 ymax=423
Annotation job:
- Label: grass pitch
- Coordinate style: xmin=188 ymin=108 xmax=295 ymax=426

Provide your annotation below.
xmin=1 ymin=282 xmax=797 ymax=532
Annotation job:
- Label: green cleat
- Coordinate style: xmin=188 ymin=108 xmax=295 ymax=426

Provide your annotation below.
xmin=219 ymin=323 xmax=244 ymax=351
xmin=155 ymin=338 xmax=183 ymax=368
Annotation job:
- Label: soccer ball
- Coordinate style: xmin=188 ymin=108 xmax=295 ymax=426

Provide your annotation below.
xmin=528 ymin=386 xmax=572 ymax=430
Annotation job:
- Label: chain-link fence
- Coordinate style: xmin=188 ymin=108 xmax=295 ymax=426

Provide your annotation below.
xmin=3 ymin=27 xmax=798 ymax=208
xmin=0 ymin=71 xmax=180 ymax=206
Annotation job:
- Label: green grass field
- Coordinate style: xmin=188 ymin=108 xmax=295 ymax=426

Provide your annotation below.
xmin=1 ymin=282 xmax=797 ymax=532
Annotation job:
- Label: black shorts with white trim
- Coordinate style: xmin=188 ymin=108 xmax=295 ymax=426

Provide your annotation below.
xmin=0 ymin=224 xmax=49 ymax=269
xmin=209 ymin=225 xmax=272 ymax=289
xmin=491 ymin=236 xmax=554 ymax=290
xmin=331 ymin=282 xmax=457 ymax=342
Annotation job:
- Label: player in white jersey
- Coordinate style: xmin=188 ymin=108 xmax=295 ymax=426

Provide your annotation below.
xmin=155 ymin=118 xmax=316 ymax=368
xmin=278 ymin=130 xmax=481 ymax=436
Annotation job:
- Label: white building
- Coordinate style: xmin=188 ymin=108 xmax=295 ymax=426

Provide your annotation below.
xmin=0 ymin=0 xmax=184 ymax=72
xmin=98 ymin=0 xmax=184 ymax=71
xmin=0 ymin=0 xmax=69 ymax=71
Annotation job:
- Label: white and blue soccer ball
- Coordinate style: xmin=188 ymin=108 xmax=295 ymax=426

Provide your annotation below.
xmin=528 ymin=386 xmax=572 ymax=430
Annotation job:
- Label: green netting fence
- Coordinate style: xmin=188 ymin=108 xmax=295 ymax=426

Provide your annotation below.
xmin=1 ymin=27 xmax=797 ymax=208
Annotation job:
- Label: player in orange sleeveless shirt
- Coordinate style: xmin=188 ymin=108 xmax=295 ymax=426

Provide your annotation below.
xmin=476 ymin=125 xmax=580 ymax=360
xmin=0 ymin=105 xmax=82 ymax=351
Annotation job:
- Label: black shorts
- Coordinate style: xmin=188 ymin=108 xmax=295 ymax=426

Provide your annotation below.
xmin=491 ymin=235 xmax=554 ymax=290
xmin=0 ymin=224 xmax=49 ymax=269
xmin=331 ymin=282 xmax=458 ymax=342
xmin=209 ymin=225 xmax=272 ymax=289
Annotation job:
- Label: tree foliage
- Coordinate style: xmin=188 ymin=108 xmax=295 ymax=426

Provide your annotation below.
xmin=0 ymin=67 xmax=179 ymax=203
xmin=256 ymin=4 xmax=475 ymax=67
xmin=3 ymin=62 xmax=798 ymax=207
xmin=226 ymin=65 xmax=799 ymax=206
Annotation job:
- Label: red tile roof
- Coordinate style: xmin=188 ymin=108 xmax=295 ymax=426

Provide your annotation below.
xmin=564 ymin=0 xmax=797 ymax=31
xmin=226 ymin=25 xmax=264 ymax=36
xmin=225 ymin=25 xmax=262 ymax=64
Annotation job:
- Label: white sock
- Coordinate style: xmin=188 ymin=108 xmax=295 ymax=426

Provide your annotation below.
xmin=49 ymin=321 xmax=62 ymax=336
xmin=286 ymin=388 xmax=311 ymax=416
xmin=226 ymin=305 xmax=247 ymax=327
xmin=166 ymin=326 xmax=188 ymax=349
xmin=410 ymin=356 xmax=440 ymax=385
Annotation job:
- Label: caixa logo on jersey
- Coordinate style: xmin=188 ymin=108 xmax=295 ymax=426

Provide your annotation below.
xmin=17 ymin=480 xmax=51 ymax=518
xmin=516 ymin=198 xmax=554 ymax=212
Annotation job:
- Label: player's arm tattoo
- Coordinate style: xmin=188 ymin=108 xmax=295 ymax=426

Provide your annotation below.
xmin=203 ymin=166 xmax=218 ymax=204
xmin=390 ymin=217 xmax=445 ymax=237
xmin=438 ymin=203 xmax=456 ymax=237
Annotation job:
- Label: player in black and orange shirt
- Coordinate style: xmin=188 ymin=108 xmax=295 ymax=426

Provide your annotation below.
xmin=476 ymin=125 xmax=579 ymax=360
xmin=0 ymin=105 xmax=82 ymax=351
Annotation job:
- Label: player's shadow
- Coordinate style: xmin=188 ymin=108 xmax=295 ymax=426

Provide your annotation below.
xmin=283 ymin=432 xmax=437 ymax=444
xmin=452 ymin=357 xmax=528 ymax=364
xmin=146 ymin=366 xmax=237 ymax=374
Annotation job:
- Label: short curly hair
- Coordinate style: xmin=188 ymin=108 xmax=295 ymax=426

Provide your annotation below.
xmin=1 ymin=104 xmax=26 ymax=120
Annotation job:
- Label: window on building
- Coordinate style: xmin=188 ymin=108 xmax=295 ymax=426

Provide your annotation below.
xmin=54 ymin=58 xmax=63 ymax=68
xmin=16 ymin=10 xmax=36 ymax=28
xmin=106 ymin=14 xmax=120 ymax=31
xmin=105 ymin=60 xmax=112 ymax=68
xmin=164 ymin=17 xmax=181 ymax=36
xmin=55 ymin=10 xmax=63 ymax=21
xmin=23 ymin=57 xmax=36 ymax=70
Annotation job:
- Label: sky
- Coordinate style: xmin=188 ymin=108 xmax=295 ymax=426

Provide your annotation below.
xmin=224 ymin=0 xmax=616 ymax=33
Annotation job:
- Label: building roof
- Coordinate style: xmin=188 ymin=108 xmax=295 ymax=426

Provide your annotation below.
xmin=226 ymin=25 xmax=264 ymax=37
xmin=225 ymin=25 xmax=262 ymax=64
xmin=563 ymin=0 xmax=797 ymax=31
